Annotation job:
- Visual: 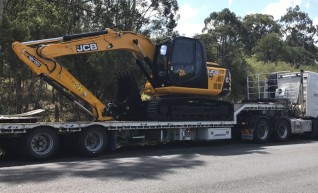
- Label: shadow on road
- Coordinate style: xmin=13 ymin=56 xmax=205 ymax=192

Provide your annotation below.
xmin=0 ymin=137 xmax=316 ymax=184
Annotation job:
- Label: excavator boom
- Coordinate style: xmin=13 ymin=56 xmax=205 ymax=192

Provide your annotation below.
xmin=12 ymin=29 xmax=155 ymax=121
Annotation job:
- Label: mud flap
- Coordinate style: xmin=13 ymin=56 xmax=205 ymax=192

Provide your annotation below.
xmin=310 ymin=118 xmax=318 ymax=139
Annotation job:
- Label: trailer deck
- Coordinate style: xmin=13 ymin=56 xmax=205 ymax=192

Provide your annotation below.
xmin=0 ymin=102 xmax=287 ymax=134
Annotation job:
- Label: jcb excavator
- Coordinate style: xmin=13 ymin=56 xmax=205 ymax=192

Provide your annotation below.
xmin=12 ymin=28 xmax=232 ymax=121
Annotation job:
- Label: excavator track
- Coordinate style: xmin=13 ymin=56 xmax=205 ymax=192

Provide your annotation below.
xmin=147 ymin=96 xmax=233 ymax=121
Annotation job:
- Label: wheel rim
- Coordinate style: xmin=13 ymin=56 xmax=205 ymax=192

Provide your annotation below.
xmin=277 ymin=123 xmax=288 ymax=138
xmin=258 ymin=122 xmax=269 ymax=140
xmin=84 ymin=131 xmax=103 ymax=152
xmin=31 ymin=133 xmax=54 ymax=155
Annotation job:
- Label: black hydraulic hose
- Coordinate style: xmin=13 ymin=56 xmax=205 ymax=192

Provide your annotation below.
xmin=135 ymin=59 xmax=156 ymax=87
xmin=63 ymin=30 xmax=108 ymax=41
xmin=35 ymin=46 xmax=58 ymax=73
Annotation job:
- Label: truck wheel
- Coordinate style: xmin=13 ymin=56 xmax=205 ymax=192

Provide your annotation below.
xmin=24 ymin=127 xmax=59 ymax=160
xmin=78 ymin=126 xmax=108 ymax=157
xmin=273 ymin=119 xmax=290 ymax=142
xmin=253 ymin=117 xmax=271 ymax=143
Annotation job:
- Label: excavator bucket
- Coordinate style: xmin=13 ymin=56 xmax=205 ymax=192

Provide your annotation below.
xmin=107 ymin=71 xmax=147 ymax=120
xmin=115 ymin=71 xmax=142 ymax=104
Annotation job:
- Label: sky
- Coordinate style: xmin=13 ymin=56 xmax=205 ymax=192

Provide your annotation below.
xmin=176 ymin=0 xmax=318 ymax=37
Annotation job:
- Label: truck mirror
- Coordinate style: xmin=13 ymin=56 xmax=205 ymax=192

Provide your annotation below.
xmin=160 ymin=45 xmax=167 ymax=55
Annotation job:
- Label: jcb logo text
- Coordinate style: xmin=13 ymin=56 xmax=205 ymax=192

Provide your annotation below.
xmin=76 ymin=43 xmax=98 ymax=52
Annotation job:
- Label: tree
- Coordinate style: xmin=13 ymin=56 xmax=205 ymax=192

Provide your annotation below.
xmin=195 ymin=33 xmax=220 ymax=63
xmin=203 ymin=8 xmax=242 ymax=44
xmin=252 ymin=33 xmax=285 ymax=63
xmin=90 ymin=0 xmax=179 ymax=36
xmin=242 ymin=14 xmax=280 ymax=55
xmin=0 ymin=0 xmax=78 ymax=114
xmin=280 ymin=5 xmax=317 ymax=65
xmin=202 ymin=9 xmax=249 ymax=100
xmin=0 ymin=0 xmax=179 ymax=120
xmin=0 ymin=0 xmax=6 ymax=23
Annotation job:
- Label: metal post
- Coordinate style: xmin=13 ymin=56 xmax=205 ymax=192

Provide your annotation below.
xmin=257 ymin=75 xmax=260 ymax=99
xmin=299 ymin=70 xmax=305 ymax=115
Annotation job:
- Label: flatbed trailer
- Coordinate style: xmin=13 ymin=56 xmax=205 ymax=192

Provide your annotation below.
xmin=0 ymin=71 xmax=318 ymax=160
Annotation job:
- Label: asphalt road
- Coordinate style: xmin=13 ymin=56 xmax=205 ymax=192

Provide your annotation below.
xmin=1 ymin=139 xmax=318 ymax=193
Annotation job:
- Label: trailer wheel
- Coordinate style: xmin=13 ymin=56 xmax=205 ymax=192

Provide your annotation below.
xmin=273 ymin=119 xmax=290 ymax=142
xmin=24 ymin=127 xmax=59 ymax=160
xmin=253 ymin=117 xmax=271 ymax=143
xmin=78 ymin=126 xmax=108 ymax=157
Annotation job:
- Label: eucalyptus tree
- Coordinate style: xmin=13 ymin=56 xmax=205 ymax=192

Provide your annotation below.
xmin=280 ymin=5 xmax=317 ymax=65
xmin=202 ymin=8 xmax=249 ymax=100
xmin=242 ymin=14 xmax=280 ymax=55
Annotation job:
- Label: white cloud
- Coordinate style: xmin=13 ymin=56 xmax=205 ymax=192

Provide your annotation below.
xmin=228 ymin=0 xmax=233 ymax=6
xmin=305 ymin=1 xmax=310 ymax=9
xmin=178 ymin=4 xmax=199 ymax=20
xmin=175 ymin=4 xmax=202 ymax=37
xmin=176 ymin=23 xmax=205 ymax=37
xmin=263 ymin=0 xmax=303 ymax=19
xmin=314 ymin=16 xmax=318 ymax=26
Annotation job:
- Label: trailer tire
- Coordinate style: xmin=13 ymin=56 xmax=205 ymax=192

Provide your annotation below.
xmin=78 ymin=126 xmax=108 ymax=157
xmin=273 ymin=118 xmax=290 ymax=142
xmin=24 ymin=127 xmax=59 ymax=160
xmin=253 ymin=117 xmax=271 ymax=143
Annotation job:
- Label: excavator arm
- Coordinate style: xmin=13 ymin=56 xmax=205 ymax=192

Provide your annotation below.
xmin=12 ymin=29 xmax=156 ymax=121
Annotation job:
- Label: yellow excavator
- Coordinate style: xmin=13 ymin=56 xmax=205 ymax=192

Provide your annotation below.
xmin=12 ymin=28 xmax=232 ymax=121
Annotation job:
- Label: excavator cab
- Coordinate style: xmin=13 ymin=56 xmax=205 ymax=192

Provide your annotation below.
xmin=147 ymin=36 xmax=230 ymax=97
xmin=144 ymin=37 xmax=233 ymax=121
xmin=153 ymin=37 xmax=208 ymax=89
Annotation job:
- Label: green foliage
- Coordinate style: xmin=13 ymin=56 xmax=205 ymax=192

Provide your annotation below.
xmin=91 ymin=0 xmax=179 ymax=36
xmin=202 ymin=9 xmax=250 ymax=100
xmin=201 ymin=6 xmax=318 ymax=100
xmin=0 ymin=0 xmax=179 ymax=120
xmin=195 ymin=34 xmax=220 ymax=63
xmin=242 ymin=14 xmax=280 ymax=55
xmin=252 ymin=33 xmax=285 ymax=63
xmin=280 ymin=5 xmax=318 ymax=65
xmin=281 ymin=5 xmax=316 ymax=47
xmin=247 ymin=56 xmax=318 ymax=74
xmin=202 ymin=6 xmax=318 ymax=66
xmin=0 ymin=0 xmax=80 ymax=115
xmin=203 ymin=8 xmax=242 ymax=44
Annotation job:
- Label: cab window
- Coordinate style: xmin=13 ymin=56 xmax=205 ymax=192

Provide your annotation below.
xmin=170 ymin=39 xmax=195 ymax=80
